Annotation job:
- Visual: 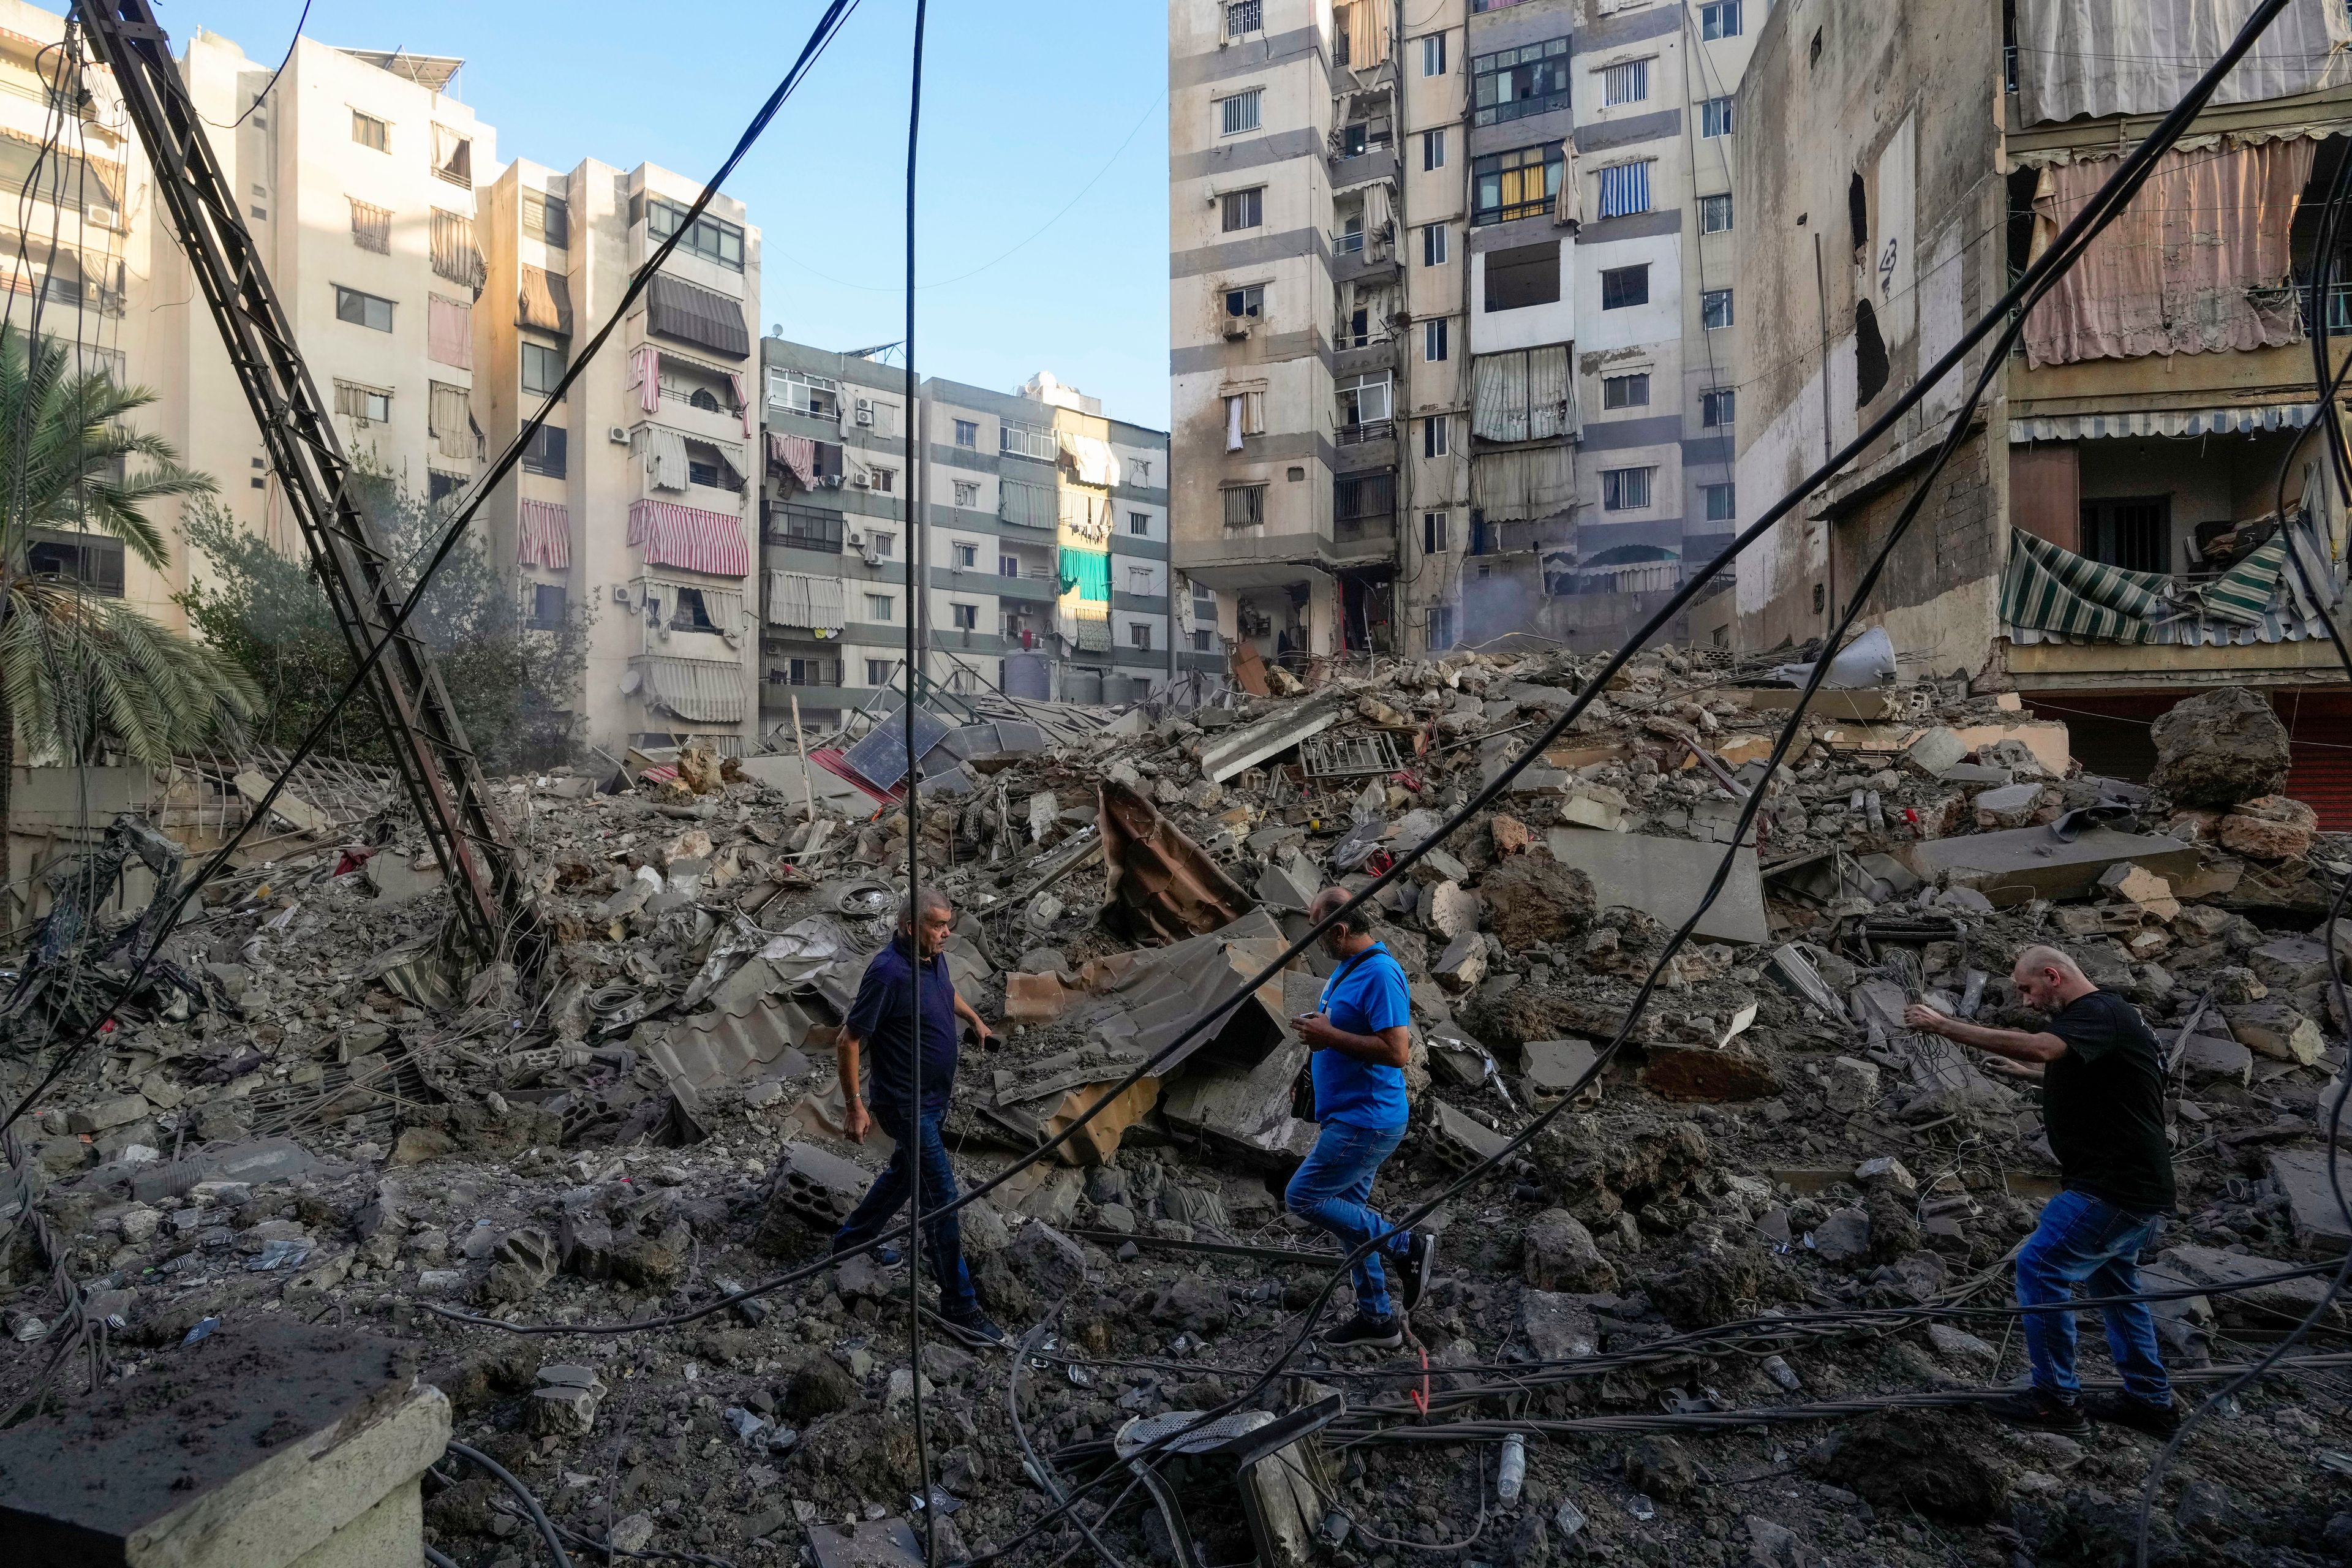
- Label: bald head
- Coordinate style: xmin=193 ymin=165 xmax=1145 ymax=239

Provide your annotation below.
xmin=2011 ymin=944 xmax=2094 ymax=1011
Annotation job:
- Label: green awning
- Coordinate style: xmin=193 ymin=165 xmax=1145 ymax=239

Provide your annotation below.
xmin=1998 ymin=529 xmax=2171 ymax=643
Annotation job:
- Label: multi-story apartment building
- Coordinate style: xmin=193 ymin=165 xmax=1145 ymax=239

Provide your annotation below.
xmin=151 ymin=32 xmax=497 ymax=595
xmin=756 ymin=339 xmax=1176 ymax=739
xmin=475 ymin=157 xmax=763 ymax=755
xmin=1170 ymin=0 xmax=1756 ymax=669
xmin=1731 ymin=0 xmax=2352 ymax=803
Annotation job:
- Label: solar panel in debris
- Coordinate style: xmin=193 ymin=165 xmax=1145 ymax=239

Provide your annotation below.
xmin=843 ymin=703 xmax=954 ymax=791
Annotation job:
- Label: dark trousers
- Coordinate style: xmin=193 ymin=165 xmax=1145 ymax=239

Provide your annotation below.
xmin=832 ymin=1103 xmax=980 ymax=1320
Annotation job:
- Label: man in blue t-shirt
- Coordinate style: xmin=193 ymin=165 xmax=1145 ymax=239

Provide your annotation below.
xmin=1286 ymin=887 xmax=1436 ymax=1349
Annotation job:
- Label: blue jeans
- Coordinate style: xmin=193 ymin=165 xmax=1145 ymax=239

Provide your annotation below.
xmin=832 ymin=1104 xmax=981 ymax=1321
xmin=1286 ymin=1120 xmax=1411 ymax=1319
xmin=2016 ymin=1188 xmax=2170 ymax=1404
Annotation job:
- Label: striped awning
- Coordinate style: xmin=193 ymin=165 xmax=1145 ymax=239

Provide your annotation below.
xmin=764 ymin=570 xmax=845 ymax=634
xmin=2000 ymin=528 xmax=2169 ymax=642
xmin=1073 ymin=614 xmax=1112 ymax=653
xmin=2008 ymin=402 xmax=2315 ymax=443
xmin=635 ymin=655 xmax=747 ymax=723
xmin=519 ymin=499 xmax=571 ymax=569
xmin=2001 ymin=520 xmax=2346 ymax=647
xmin=628 ymin=499 xmax=749 ymax=576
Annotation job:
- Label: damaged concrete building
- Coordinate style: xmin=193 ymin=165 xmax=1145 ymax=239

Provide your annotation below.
xmin=1730 ymin=0 xmax=2352 ymax=801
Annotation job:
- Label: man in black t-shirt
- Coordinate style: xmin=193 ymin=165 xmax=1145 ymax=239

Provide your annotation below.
xmin=1904 ymin=944 xmax=2179 ymax=1438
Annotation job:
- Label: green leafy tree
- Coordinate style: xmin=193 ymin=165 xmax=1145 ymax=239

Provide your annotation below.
xmin=0 ymin=325 xmax=258 ymax=901
xmin=181 ymin=461 xmax=589 ymax=777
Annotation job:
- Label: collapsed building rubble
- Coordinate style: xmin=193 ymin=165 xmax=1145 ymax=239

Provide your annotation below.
xmin=0 ymin=656 xmax=2348 ymax=1568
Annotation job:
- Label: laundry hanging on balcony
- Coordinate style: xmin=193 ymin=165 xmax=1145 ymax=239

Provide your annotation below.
xmin=627 ymin=346 xmax=661 ymax=415
xmin=1058 ymin=545 xmax=1111 ymax=603
xmin=1058 ymin=431 xmax=1120 ymax=486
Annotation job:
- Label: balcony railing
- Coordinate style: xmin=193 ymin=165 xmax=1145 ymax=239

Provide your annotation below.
xmin=2296 ymin=279 xmax=2352 ymax=335
xmin=1336 ymin=419 xmax=1394 ymax=447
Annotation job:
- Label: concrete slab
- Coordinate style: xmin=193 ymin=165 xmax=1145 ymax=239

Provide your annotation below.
xmin=2269 ymin=1147 xmax=2352 ymax=1254
xmin=1199 ymin=698 xmax=1346 ymax=784
xmin=1905 ymin=824 xmax=2197 ymax=908
xmin=1544 ymin=828 xmax=1770 ymax=944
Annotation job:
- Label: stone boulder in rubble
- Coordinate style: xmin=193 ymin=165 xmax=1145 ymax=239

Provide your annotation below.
xmin=1476 ymin=851 xmax=1597 ymax=951
xmin=2149 ymin=686 xmax=2291 ymax=806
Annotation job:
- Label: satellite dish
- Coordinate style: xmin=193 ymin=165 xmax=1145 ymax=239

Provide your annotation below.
xmin=619 ymin=668 xmax=642 ymax=695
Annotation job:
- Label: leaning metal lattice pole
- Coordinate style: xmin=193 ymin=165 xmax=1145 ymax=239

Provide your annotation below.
xmin=78 ymin=0 xmax=521 ymax=956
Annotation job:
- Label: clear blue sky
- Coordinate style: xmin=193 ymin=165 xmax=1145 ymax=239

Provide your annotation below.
xmin=162 ymin=0 xmax=1175 ymax=426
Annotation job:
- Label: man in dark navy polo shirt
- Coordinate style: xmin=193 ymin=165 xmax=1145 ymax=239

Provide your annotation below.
xmin=831 ymin=888 xmax=1005 ymax=1348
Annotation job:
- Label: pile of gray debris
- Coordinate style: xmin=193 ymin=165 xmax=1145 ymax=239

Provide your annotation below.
xmin=1 ymin=653 xmax=2348 ymax=1568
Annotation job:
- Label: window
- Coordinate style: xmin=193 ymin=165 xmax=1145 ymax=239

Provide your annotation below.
xmin=527 ymin=583 xmax=567 ymax=630
xmin=668 ymin=587 xmax=719 ymax=632
xmin=523 ymin=424 xmax=567 ymax=477
xmin=770 ymin=370 xmax=842 ymax=421
xmin=1700 ymin=193 xmax=1734 ymax=234
xmin=1128 ymin=565 xmax=1155 ymax=594
xmin=25 ymin=529 xmax=124 ymax=597
xmin=352 ymin=110 xmax=388 ymax=151
xmin=870 ymin=532 xmax=896 ymax=557
xmin=1223 ymin=484 xmax=1267 ymax=527
xmin=1335 ymin=472 xmax=1395 ymax=521
xmin=1001 ymin=420 xmax=1057 ymax=461
xmin=1703 ymin=482 xmax=1736 ymax=522
xmin=1471 ymin=145 xmax=1562 ymax=225
xmin=432 ymin=125 xmax=472 ymax=187
xmin=523 ymin=190 xmax=570 ymax=247
xmin=1422 ymin=513 xmax=1450 ymax=554
xmin=865 ymin=658 xmax=894 ymax=685
xmin=1602 ymin=372 xmax=1651 ymax=410
xmin=1423 ymin=32 xmax=1447 ymax=76
xmin=1220 ymin=89 xmax=1262 ymax=137
xmin=1226 ymin=0 xmax=1262 ymax=36
xmin=954 ymin=418 xmax=978 ymax=447
xmin=521 ymin=341 xmax=565 ymax=399
xmin=1194 ymin=627 xmax=1216 ymax=652
xmin=953 ymin=541 xmax=978 ymax=569
xmin=1221 ymin=187 xmax=1264 ymax=232
xmin=1428 ymin=605 xmax=1456 ymax=650
xmin=334 ymin=285 xmax=394 ymax=332
xmin=1134 ymin=459 xmax=1152 ymax=483
xmin=1225 ymin=283 xmax=1265 ymax=318
xmin=870 ymin=467 xmax=896 ymax=494
xmin=773 ymin=505 xmax=844 ymax=552
xmin=1224 ymin=390 xmax=1267 ymax=440
xmin=1702 ymin=387 xmax=1736 ymax=426
xmin=333 ymin=380 xmax=390 ymax=424
xmin=1001 ymin=554 xmax=1020 ymax=577
xmin=1422 ymin=223 xmax=1449 ymax=266
xmin=428 ymin=470 xmax=461 ymax=503
xmin=1485 ymin=240 xmax=1561 ymax=311
xmin=1336 ymin=372 xmax=1392 ymax=428
xmin=1594 ymin=161 xmax=1651 ymax=220
xmin=1600 ymin=58 xmax=1650 ymax=105
xmin=1130 ymin=622 xmax=1154 ymax=651
xmin=646 ymin=195 xmax=747 ymax=272
xmin=1422 ymin=416 xmax=1450 ymax=458
xmin=686 ymin=440 xmax=742 ymax=489
xmin=349 ymin=198 xmax=391 ymax=254
xmin=1129 ymin=511 xmax=1150 ymax=535
xmin=1702 ymin=1 xmax=1743 ymax=40
xmin=1423 ymin=318 xmax=1450 ymax=362
xmin=953 ymin=480 xmax=979 ymax=508
xmin=1601 ymin=265 xmax=1649 ymax=309
xmin=1702 ymin=288 xmax=1735 ymax=328
xmin=952 ymin=602 xmax=979 ymax=630
xmin=1471 ymin=37 xmax=1570 ymax=127
xmin=1701 ymin=96 xmax=1735 ymax=137
xmin=1423 ymin=129 xmax=1447 ymax=171
xmin=1601 ymin=466 xmax=1653 ymax=511
xmin=866 ymin=594 xmax=895 ymax=620
xmin=2081 ymin=498 xmax=2169 ymax=573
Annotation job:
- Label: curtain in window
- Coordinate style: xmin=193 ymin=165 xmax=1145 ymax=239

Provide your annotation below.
xmin=635 ymin=425 xmax=690 ymax=491
xmin=1226 ymin=395 xmax=1245 ymax=452
xmin=728 ymin=372 xmax=752 ymax=436
xmin=518 ymin=500 xmax=572 ymax=569
xmin=1471 ymin=345 xmax=1576 ymax=443
xmin=769 ymin=433 xmax=816 ymax=487
xmin=645 ymin=578 xmax=745 ymax=635
xmin=349 ymin=198 xmax=391 ymax=253
xmin=427 ymin=294 xmax=472 ymax=369
xmin=1001 ymin=480 xmax=1055 ymax=529
xmin=2024 ymin=139 xmax=2315 ymax=368
xmin=428 ymin=383 xmax=475 ymax=461
xmin=1365 ymin=178 xmax=1394 ymax=238
xmin=518 ymin=265 xmax=574 ymax=335
xmin=1595 ymin=162 xmax=1649 ymax=219
xmin=431 ymin=124 xmax=472 ymax=185
xmin=1058 ymin=546 xmax=1111 ymax=603
xmin=429 ymin=209 xmax=484 ymax=292
xmin=1472 ymin=445 xmax=1575 ymax=523
xmin=765 ymin=571 xmax=846 ymax=633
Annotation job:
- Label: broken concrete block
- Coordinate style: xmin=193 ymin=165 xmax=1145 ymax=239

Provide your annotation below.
xmin=1199 ymin=696 xmax=1346 ymax=783
xmin=1427 ymin=1099 xmax=1512 ymax=1174
xmin=2218 ymin=796 xmax=2317 ymax=861
xmin=1523 ymin=1209 xmax=1617 ymax=1292
xmin=483 ymin=1227 xmax=559 ymax=1305
xmin=2149 ymin=685 xmax=2291 ymax=806
xmin=1426 ymin=881 xmax=1482 ymax=943
xmin=1490 ymin=813 xmax=1534 ymax=856
xmin=1515 ymin=1289 xmax=1600 ymax=1360
xmin=2176 ymin=1033 xmax=2253 ymax=1086
xmin=1521 ymin=1037 xmax=1599 ymax=1102
xmin=1903 ymin=727 xmax=1969 ymax=777
xmin=2250 ymin=937 xmax=2335 ymax=992
xmin=2220 ymin=1003 xmax=2325 ymax=1066
xmin=756 ymin=1142 xmax=873 ymax=1254
xmin=1558 ymin=788 xmax=1627 ymax=832
xmin=529 ymin=1364 xmax=603 ymax=1436
xmin=2268 ymin=1147 xmax=2352 ymax=1253
xmin=1811 ymin=1207 xmax=1871 ymax=1262
xmin=1003 ymin=971 xmax=1074 ymax=1025
xmin=1716 ymin=734 xmax=1776 ymax=768
xmin=1926 ymin=1321 xmax=1999 ymax=1364
xmin=1936 ymin=761 xmax=2015 ymax=788
xmin=1637 ymin=1045 xmax=1780 ymax=1102
xmin=1543 ymin=828 xmax=1769 ymax=944
xmin=1005 ymin=1221 xmax=1088 ymax=1298
xmin=1971 ymin=782 xmax=2043 ymax=829
xmin=1909 ymin=823 xmax=2196 ymax=908
xmin=1855 ymin=1156 xmax=1916 ymax=1197
xmin=1431 ymin=933 xmax=1487 ymax=993
xmin=67 ymin=1094 xmax=148 ymax=1135
xmin=2097 ymin=862 xmax=2180 ymax=921
xmin=1821 ymin=1057 xmax=1881 ymax=1114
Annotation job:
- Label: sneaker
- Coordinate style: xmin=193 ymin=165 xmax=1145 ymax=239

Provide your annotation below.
xmin=1400 ymin=1231 xmax=1438 ymax=1314
xmin=937 ymin=1311 xmax=1007 ymax=1349
xmin=1988 ymin=1386 xmax=2092 ymax=1437
xmin=1322 ymin=1311 xmax=1404 ymax=1351
xmin=2087 ymin=1391 xmax=2184 ymax=1437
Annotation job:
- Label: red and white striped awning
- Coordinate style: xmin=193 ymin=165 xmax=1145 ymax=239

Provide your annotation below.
xmin=628 ymin=499 xmax=748 ymax=577
xmin=519 ymin=499 xmax=571 ymax=569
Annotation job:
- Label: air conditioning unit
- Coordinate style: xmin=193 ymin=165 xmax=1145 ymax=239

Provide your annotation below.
xmin=608 ymin=425 xmax=629 ymax=444
xmin=612 ymin=586 xmax=632 ymax=606
xmin=1222 ymin=319 xmax=1252 ymax=341
xmin=820 ymin=475 xmax=843 ymax=489
xmin=851 ymin=472 xmax=870 ymax=488
xmin=855 ymin=401 xmax=875 ymax=427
